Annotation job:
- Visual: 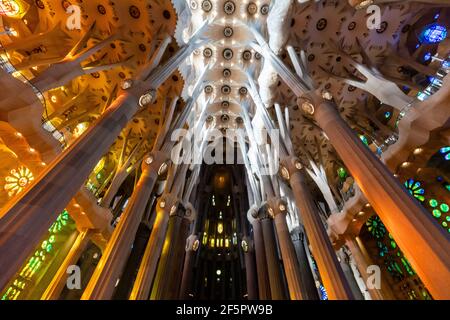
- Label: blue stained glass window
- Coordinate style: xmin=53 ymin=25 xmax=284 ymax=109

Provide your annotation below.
xmin=440 ymin=146 xmax=450 ymax=161
xmin=319 ymin=285 xmax=328 ymax=300
xmin=404 ymin=178 xmax=425 ymax=202
xmin=420 ymin=23 xmax=447 ymax=44
xmin=359 ymin=135 xmax=369 ymax=146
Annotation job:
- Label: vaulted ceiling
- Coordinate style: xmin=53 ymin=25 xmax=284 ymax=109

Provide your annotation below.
xmin=0 ymin=0 xmax=447 ymax=209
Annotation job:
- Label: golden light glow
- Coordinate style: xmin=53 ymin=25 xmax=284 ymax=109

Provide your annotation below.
xmin=0 ymin=0 xmax=29 ymax=18
xmin=93 ymin=158 xmax=105 ymax=174
xmin=73 ymin=122 xmax=88 ymax=139
xmin=4 ymin=166 xmax=34 ymax=197
xmin=217 ymin=222 xmax=223 ymax=234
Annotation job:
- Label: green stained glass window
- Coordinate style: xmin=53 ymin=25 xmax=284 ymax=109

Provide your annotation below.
xmin=377 ymin=241 xmax=388 ymax=257
xmin=404 ymin=179 xmax=425 ymax=202
xmin=440 ymin=203 xmax=449 ymax=213
xmin=429 ymin=199 xmax=438 ymax=208
xmin=401 ymin=257 xmax=415 ymax=276
xmin=440 ymin=146 xmax=450 ymax=160
xmin=337 ymin=167 xmax=347 ymax=180
xmin=367 ymin=216 xmax=386 ymax=239
xmin=432 ymin=209 xmax=441 ymax=218
xmin=359 ymin=135 xmax=369 ymax=146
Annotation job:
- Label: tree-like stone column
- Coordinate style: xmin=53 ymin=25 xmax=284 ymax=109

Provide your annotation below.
xmin=150 ymin=204 xmax=194 ymax=299
xmin=0 ymin=41 xmax=198 ymax=291
xmin=267 ymin=197 xmax=305 ymax=300
xmin=179 ymin=234 xmax=200 ymax=299
xmin=297 ymin=94 xmax=450 ymax=299
xmin=241 ymin=235 xmax=258 ymax=300
xmin=129 ymin=194 xmax=180 ymax=300
xmin=259 ymin=204 xmax=287 ymax=300
xmin=248 ymin=208 xmax=271 ymax=300
xmin=41 ymin=229 xmax=92 ymax=300
xmin=81 ymin=152 xmax=168 ymax=300
xmin=345 ymin=236 xmax=396 ymax=300
xmin=280 ymin=156 xmax=355 ymax=300
xmin=290 ymin=227 xmax=320 ymax=300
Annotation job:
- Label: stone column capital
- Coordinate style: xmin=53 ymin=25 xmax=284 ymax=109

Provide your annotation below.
xmin=183 ymin=202 xmax=197 ymax=223
xmin=347 ymin=0 xmax=374 ymax=9
xmin=296 ymin=90 xmax=332 ymax=117
xmin=256 ymin=202 xmax=274 ymax=220
xmin=121 ymin=78 xmax=156 ymax=107
xmin=279 ymin=156 xmax=303 ymax=180
xmin=266 ymin=197 xmax=288 ymax=218
xmin=156 ymin=193 xmax=181 ymax=217
xmin=143 ymin=150 xmax=170 ymax=175
xmin=247 ymin=204 xmax=271 ymax=221
xmin=241 ymin=235 xmax=254 ymax=253
xmin=247 ymin=205 xmax=259 ymax=224
xmin=185 ymin=234 xmax=199 ymax=252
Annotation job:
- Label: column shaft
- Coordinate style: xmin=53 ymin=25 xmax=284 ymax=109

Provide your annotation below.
xmin=291 ymin=231 xmax=320 ymax=300
xmin=0 ymin=92 xmax=137 ymax=290
xmin=129 ymin=206 xmax=170 ymax=299
xmin=314 ymin=100 xmax=450 ymax=299
xmin=273 ymin=213 xmax=304 ymax=300
xmin=179 ymin=242 xmax=196 ymax=299
xmin=243 ymin=246 xmax=258 ymax=300
xmin=112 ymin=223 xmax=151 ymax=299
xmin=81 ymin=167 xmax=157 ymax=300
xmin=290 ymin=171 xmax=354 ymax=299
xmin=337 ymin=250 xmax=365 ymax=300
xmin=261 ymin=218 xmax=286 ymax=300
xmin=252 ymin=220 xmax=271 ymax=299
xmin=150 ymin=215 xmax=190 ymax=299
xmin=345 ymin=237 xmax=395 ymax=300
xmin=41 ymin=229 xmax=92 ymax=300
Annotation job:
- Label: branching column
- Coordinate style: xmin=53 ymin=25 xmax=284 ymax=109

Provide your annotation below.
xmin=150 ymin=204 xmax=194 ymax=299
xmin=242 ymin=236 xmax=258 ymax=300
xmin=81 ymin=152 xmax=167 ymax=300
xmin=179 ymin=234 xmax=199 ymax=299
xmin=129 ymin=194 xmax=179 ymax=299
xmin=290 ymin=227 xmax=320 ymax=300
xmin=248 ymin=209 xmax=271 ymax=299
xmin=345 ymin=236 xmax=395 ymax=300
xmin=281 ymin=156 xmax=354 ymax=300
xmin=259 ymin=205 xmax=287 ymax=300
xmin=0 ymin=39 xmax=197 ymax=290
xmin=299 ymin=95 xmax=450 ymax=299
xmin=0 ymin=91 xmax=140 ymax=290
xmin=41 ymin=229 xmax=92 ymax=300
xmin=268 ymin=197 xmax=305 ymax=300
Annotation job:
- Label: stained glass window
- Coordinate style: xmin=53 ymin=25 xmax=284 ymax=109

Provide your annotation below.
xmin=366 ymin=216 xmax=386 ymax=239
xmin=319 ymin=285 xmax=328 ymax=300
xmin=337 ymin=167 xmax=347 ymax=180
xmin=439 ymin=146 xmax=450 ymax=160
xmin=384 ymin=111 xmax=392 ymax=119
xmin=1 ymin=210 xmax=75 ymax=300
xmin=420 ymin=23 xmax=448 ymax=44
xmin=404 ymin=177 xmax=450 ymax=233
xmin=359 ymin=135 xmax=369 ymax=146
xmin=404 ymin=178 xmax=425 ymax=202
xmin=362 ymin=215 xmax=431 ymax=299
